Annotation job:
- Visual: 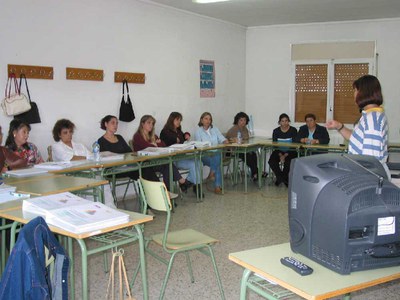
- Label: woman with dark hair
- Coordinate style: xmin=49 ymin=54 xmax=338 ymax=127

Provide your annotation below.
xmin=268 ymin=113 xmax=298 ymax=186
xmin=5 ymin=119 xmax=44 ymax=165
xmin=160 ymin=112 xmax=199 ymax=194
xmin=133 ymin=115 xmax=192 ymax=191
xmin=326 ymin=75 xmax=389 ymax=171
xmin=226 ymin=112 xmax=266 ymax=181
xmin=0 ymin=125 xmax=27 ymax=172
xmin=52 ymin=119 xmax=91 ymax=161
xmin=194 ymin=112 xmax=229 ymax=194
xmin=295 ymin=113 xmax=330 ymax=145
xmin=97 ymin=115 xmax=139 ymax=180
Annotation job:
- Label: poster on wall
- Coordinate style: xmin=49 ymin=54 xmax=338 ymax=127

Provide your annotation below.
xmin=200 ymin=60 xmax=215 ymax=98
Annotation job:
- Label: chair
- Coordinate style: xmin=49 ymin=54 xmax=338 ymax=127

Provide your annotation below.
xmin=133 ymin=178 xmax=225 ymax=299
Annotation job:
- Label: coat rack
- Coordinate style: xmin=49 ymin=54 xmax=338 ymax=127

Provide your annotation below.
xmin=8 ymin=64 xmax=54 ymax=79
xmin=114 ymin=72 xmax=145 ymax=84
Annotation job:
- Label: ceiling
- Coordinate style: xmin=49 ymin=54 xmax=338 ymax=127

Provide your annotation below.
xmin=145 ymin=0 xmax=400 ymax=27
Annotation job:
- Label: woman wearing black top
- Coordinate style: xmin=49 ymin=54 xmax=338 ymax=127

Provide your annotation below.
xmin=160 ymin=112 xmax=199 ymax=194
xmin=268 ymin=113 xmax=298 ymax=187
xmin=98 ymin=115 xmax=158 ymax=181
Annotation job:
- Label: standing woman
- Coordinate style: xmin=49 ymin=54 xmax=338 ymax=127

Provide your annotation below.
xmin=133 ymin=115 xmax=192 ymax=191
xmin=160 ymin=112 xmax=199 ymax=194
xmin=97 ymin=115 xmax=139 ymax=180
xmin=52 ymin=119 xmax=91 ymax=161
xmin=268 ymin=113 xmax=298 ymax=186
xmin=226 ymin=112 xmax=266 ymax=181
xmin=5 ymin=119 xmax=44 ymax=165
xmin=194 ymin=112 xmax=229 ymax=194
xmin=326 ymin=75 xmax=389 ymax=174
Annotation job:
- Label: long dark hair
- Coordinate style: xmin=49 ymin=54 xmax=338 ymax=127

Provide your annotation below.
xmin=5 ymin=119 xmax=31 ymax=151
xmin=233 ymin=112 xmax=249 ymax=125
xmin=163 ymin=112 xmax=182 ymax=132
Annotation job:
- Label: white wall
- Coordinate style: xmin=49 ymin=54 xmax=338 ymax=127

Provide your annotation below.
xmin=246 ymin=18 xmax=400 ymax=143
xmin=0 ymin=0 xmax=246 ymax=159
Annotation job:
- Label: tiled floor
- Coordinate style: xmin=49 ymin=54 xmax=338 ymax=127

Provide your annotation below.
xmin=72 ymin=178 xmax=400 ymax=299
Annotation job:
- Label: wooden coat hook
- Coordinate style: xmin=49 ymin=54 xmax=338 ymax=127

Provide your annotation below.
xmin=114 ymin=72 xmax=145 ymax=84
xmin=66 ymin=67 xmax=104 ymax=81
xmin=8 ymin=64 xmax=54 ymax=79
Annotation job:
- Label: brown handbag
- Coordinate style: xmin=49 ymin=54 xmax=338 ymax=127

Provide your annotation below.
xmin=0 ymin=146 xmax=27 ymax=171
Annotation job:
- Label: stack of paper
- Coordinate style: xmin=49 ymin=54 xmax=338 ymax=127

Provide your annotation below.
xmin=22 ymin=192 xmax=130 ymax=233
xmin=0 ymin=183 xmax=29 ymax=204
xmin=168 ymin=144 xmax=195 ymax=152
xmin=137 ymin=147 xmax=173 ymax=156
xmin=5 ymin=168 xmax=49 ymax=177
xmin=184 ymin=141 xmax=211 ymax=149
xmin=99 ymin=151 xmax=125 ymax=161
xmin=33 ymin=161 xmax=86 ymax=170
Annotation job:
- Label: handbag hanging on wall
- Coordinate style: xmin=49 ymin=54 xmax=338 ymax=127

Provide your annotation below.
xmin=14 ymin=74 xmax=41 ymax=124
xmin=1 ymin=73 xmax=31 ymax=116
xmin=119 ymin=80 xmax=135 ymax=122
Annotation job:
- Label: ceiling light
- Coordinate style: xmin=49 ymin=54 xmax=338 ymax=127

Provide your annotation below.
xmin=194 ymin=0 xmax=230 ymax=3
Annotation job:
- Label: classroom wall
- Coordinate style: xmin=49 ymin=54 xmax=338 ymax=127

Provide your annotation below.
xmin=0 ymin=0 xmax=246 ymax=159
xmin=246 ymin=18 xmax=400 ymax=143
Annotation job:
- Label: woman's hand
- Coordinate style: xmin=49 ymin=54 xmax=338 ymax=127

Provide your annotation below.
xmin=326 ymin=120 xmax=340 ymax=130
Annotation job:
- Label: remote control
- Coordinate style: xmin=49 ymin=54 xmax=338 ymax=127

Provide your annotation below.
xmin=280 ymin=257 xmax=313 ymax=276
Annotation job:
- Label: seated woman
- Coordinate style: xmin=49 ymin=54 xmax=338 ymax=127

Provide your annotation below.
xmin=52 ymin=119 xmax=91 ymax=161
xmin=226 ymin=112 xmax=267 ymax=181
xmin=97 ymin=115 xmax=139 ymax=180
xmin=0 ymin=125 xmax=27 ymax=172
xmin=194 ymin=112 xmax=229 ymax=194
xmin=160 ymin=112 xmax=200 ymax=195
xmin=268 ymin=113 xmax=298 ymax=187
xmin=133 ymin=115 xmax=192 ymax=192
xmin=295 ymin=113 xmax=330 ymax=145
xmin=5 ymin=119 xmax=44 ymax=165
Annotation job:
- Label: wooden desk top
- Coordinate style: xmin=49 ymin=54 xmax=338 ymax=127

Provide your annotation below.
xmin=9 ymin=176 xmax=108 ymax=196
xmin=229 ymin=243 xmax=400 ymax=300
xmin=0 ymin=208 xmax=153 ymax=239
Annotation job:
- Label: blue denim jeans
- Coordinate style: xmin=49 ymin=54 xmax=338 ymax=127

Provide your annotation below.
xmin=201 ymin=153 xmax=222 ymax=188
xmin=175 ymin=158 xmax=201 ymax=184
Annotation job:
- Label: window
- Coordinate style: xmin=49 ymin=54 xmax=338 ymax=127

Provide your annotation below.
xmin=293 ymin=61 xmax=372 ymax=123
xmin=291 ymin=41 xmax=376 ymax=124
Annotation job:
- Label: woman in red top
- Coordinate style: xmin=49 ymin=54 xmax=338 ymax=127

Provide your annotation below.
xmin=133 ymin=115 xmax=192 ymax=192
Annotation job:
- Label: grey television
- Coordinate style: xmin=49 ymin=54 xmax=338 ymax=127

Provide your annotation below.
xmin=289 ymin=153 xmax=400 ymax=274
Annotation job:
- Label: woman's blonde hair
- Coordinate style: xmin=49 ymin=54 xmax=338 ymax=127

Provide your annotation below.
xmin=136 ymin=115 xmax=156 ymax=143
xmin=197 ymin=112 xmax=213 ymax=128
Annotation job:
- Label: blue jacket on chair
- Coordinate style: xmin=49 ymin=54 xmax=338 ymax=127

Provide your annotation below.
xmin=0 ymin=216 xmax=69 ymax=300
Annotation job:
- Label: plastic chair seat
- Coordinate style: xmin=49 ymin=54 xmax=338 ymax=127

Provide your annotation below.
xmin=152 ymin=228 xmax=218 ymax=250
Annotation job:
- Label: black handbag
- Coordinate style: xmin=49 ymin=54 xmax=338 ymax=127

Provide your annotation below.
xmin=14 ymin=74 xmax=41 ymax=124
xmin=119 ymin=80 xmax=135 ymax=122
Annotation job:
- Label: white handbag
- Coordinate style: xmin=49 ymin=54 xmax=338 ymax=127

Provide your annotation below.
xmin=2 ymin=74 xmax=31 ymax=116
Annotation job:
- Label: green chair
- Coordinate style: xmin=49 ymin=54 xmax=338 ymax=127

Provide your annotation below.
xmin=134 ymin=177 xmax=225 ymax=300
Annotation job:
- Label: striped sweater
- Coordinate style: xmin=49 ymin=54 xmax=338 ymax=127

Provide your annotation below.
xmin=348 ymin=107 xmax=388 ymax=163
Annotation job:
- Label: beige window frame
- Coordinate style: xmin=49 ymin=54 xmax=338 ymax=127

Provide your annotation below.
xmin=291 ymin=59 xmax=374 ymax=124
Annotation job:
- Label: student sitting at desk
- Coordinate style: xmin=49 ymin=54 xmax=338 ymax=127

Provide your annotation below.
xmin=133 ymin=115 xmax=192 ymax=192
xmin=5 ymin=119 xmax=44 ymax=166
xmin=97 ymin=115 xmax=140 ymax=180
xmin=0 ymin=125 xmax=27 ymax=172
xmin=268 ymin=113 xmax=298 ymax=187
xmin=51 ymin=119 xmax=91 ymax=161
xmin=160 ymin=112 xmax=199 ymax=195
xmin=194 ymin=112 xmax=229 ymax=195
xmin=226 ymin=112 xmax=267 ymax=182
xmin=295 ymin=113 xmax=330 ymax=145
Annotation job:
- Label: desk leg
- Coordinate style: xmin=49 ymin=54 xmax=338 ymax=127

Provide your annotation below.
xmin=135 ymin=224 xmax=148 ymax=300
xmin=68 ymin=237 xmax=75 ymax=300
xmin=220 ymin=149 xmax=224 ymax=194
xmin=76 ymin=239 xmax=89 ymax=300
xmin=240 ymin=269 xmax=252 ymax=300
xmin=1 ymin=218 xmax=6 ymax=272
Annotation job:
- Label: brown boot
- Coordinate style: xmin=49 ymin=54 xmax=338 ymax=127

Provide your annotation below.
xmin=214 ymin=186 xmax=222 ymax=194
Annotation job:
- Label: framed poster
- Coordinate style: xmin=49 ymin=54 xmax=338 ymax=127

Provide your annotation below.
xmin=200 ymin=60 xmax=215 ymax=98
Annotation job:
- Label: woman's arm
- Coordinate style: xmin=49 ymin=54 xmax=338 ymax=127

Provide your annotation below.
xmin=326 ymin=120 xmax=352 ymax=140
